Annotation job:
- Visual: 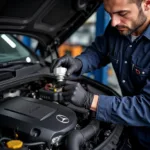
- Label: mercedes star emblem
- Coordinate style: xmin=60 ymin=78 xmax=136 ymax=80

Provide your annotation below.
xmin=56 ymin=114 xmax=69 ymax=124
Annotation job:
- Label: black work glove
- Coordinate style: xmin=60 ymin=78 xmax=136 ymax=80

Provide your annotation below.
xmin=50 ymin=55 xmax=82 ymax=76
xmin=62 ymin=80 xmax=94 ymax=109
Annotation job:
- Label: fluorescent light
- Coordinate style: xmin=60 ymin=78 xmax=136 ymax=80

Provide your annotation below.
xmin=1 ymin=34 xmax=16 ymax=48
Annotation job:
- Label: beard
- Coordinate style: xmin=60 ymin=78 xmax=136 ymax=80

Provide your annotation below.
xmin=115 ymin=8 xmax=147 ymax=36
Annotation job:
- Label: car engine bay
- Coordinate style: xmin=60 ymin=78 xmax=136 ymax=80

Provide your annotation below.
xmin=0 ymin=75 xmax=124 ymax=150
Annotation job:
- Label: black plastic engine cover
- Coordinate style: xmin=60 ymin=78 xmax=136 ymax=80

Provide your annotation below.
xmin=0 ymin=97 xmax=77 ymax=143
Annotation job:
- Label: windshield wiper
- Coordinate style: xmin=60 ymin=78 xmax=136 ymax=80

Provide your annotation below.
xmin=0 ymin=61 xmax=44 ymax=68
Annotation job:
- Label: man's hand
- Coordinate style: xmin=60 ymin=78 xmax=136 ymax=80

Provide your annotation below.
xmin=50 ymin=55 xmax=82 ymax=76
xmin=62 ymin=80 xmax=94 ymax=109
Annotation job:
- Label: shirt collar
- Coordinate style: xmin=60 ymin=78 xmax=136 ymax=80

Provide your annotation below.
xmin=125 ymin=25 xmax=150 ymax=42
xmin=142 ymin=24 xmax=150 ymax=40
xmin=113 ymin=24 xmax=150 ymax=41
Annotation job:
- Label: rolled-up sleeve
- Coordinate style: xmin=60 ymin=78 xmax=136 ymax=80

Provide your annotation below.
xmin=96 ymin=78 xmax=150 ymax=126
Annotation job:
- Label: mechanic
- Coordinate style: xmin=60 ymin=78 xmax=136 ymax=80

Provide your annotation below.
xmin=51 ymin=0 xmax=150 ymax=149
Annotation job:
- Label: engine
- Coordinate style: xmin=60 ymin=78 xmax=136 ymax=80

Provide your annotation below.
xmin=0 ymin=77 xmax=124 ymax=150
xmin=0 ymin=96 xmax=77 ymax=145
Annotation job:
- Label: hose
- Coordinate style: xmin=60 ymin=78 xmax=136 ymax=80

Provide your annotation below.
xmin=66 ymin=120 xmax=100 ymax=150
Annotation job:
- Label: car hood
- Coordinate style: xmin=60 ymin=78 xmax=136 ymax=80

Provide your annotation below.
xmin=0 ymin=0 xmax=102 ymax=48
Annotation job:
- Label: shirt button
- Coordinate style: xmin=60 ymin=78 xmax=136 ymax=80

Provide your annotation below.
xmin=122 ymin=80 xmax=126 ymax=83
xmin=129 ymin=45 xmax=132 ymax=47
xmin=124 ymin=61 xmax=128 ymax=64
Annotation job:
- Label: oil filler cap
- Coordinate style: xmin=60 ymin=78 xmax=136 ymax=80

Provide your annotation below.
xmin=54 ymin=67 xmax=67 ymax=82
xmin=7 ymin=140 xmax=23 ymax=149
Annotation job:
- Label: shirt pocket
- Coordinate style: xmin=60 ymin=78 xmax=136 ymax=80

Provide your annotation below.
xmin=131 ymin=63 xmax=150 ymax=85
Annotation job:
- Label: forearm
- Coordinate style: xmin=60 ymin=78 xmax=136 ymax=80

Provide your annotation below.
xmin=95 ymin=94 xmax=150 ymax=126
xmin=76 ymin=36 xmax=110 ymax=75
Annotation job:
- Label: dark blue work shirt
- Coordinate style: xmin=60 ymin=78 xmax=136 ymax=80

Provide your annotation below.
xmin=76 ymin=22 xmax=150 ymax=148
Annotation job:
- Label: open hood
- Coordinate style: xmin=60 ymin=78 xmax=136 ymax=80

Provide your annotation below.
xmin=0 ymin=0 xmax=102 ymax=48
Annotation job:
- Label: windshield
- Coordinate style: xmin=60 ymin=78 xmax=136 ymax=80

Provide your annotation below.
xmin=0 ymin=34 xmax=36 ymax=63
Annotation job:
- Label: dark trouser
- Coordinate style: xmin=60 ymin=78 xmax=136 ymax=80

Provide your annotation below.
xmin=118 ymin=127 xmax=150 ymax=150
xmin=129 ymin=136 xmax=147 ymax=150
xmin=127 ymin=127 xmax=150 ymax=150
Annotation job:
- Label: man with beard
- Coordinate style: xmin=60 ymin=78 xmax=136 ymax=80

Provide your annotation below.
xmin=51 ymin=0 xmax=150 ymax=149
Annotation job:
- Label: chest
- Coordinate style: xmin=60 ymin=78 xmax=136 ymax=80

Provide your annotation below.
xmin=109 ymin=38 xmax=150 ymax=91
